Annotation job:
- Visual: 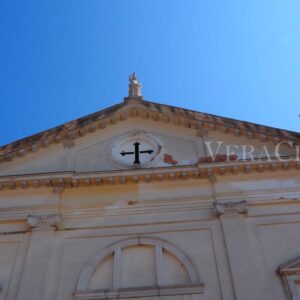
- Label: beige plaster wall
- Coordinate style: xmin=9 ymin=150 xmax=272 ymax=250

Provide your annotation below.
xmin=0 ymin=121 xmax=299 ymax=300
xmin=0 ymin=171 xmax=298 ymax=300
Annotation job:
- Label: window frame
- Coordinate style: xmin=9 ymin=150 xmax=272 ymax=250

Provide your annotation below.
xmin=74 ymin=237 xmax=204 ymax=300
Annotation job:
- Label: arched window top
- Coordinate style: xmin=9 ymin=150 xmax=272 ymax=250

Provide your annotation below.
xmin=75 ymin=237 xmax=203 ymax=300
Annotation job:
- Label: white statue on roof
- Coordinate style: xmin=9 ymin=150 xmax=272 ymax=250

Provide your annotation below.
xmin=128 ymin=72 xmax=142 ymax=97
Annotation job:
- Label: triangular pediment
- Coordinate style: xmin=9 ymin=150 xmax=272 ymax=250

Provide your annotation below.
xmin=0 ymin=98 xmax=299 ymax=177
xmin=279 ymin=256 xmax=300 ymax=274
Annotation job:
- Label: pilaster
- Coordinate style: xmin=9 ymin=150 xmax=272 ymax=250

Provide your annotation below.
xmin=16 ymin=214 xmax=61 ymax=300
xmin=214 ymin=201 xmax=267 ymax=300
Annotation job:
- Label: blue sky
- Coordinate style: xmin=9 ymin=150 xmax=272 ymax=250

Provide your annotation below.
xmin=1 ymin=0 xmax=300 ymax=145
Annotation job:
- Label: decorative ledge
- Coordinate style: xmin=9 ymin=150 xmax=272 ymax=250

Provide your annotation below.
xmin=73 ymin=284 xmax=204 ymax=300
xmin=0 ymin=158 xmax=299 ymax=191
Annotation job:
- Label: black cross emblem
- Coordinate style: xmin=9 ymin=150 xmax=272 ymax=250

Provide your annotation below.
xmin=120 ymin=142 xmax=154 ymax=164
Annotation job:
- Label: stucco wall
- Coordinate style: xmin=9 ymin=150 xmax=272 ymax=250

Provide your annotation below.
xmin=0 ymin=116 xmax=299 ymax=300
xmin=0 ymin=170 xmax=299 ymax=300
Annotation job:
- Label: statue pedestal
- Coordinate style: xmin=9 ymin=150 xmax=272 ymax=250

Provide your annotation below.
xmin=124 ymin=96 xmax=144 ymax=102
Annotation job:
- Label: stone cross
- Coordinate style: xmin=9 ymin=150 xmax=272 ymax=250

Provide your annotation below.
xmin=120 ymin=142 xmax=153 ymax=164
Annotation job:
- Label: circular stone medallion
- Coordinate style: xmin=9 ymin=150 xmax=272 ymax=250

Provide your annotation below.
xmin=109 ymin=132 xmax=163 ymax=169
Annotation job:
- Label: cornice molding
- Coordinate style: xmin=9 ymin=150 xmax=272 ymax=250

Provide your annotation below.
xmin=0 ymin=158 xmax=299 ymax=191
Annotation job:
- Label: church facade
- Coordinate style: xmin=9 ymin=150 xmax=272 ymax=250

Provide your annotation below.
xmin=0 ymin=75 xmax=300 ymax=300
